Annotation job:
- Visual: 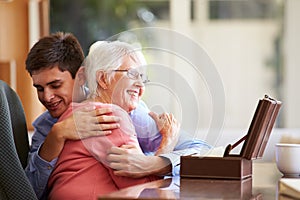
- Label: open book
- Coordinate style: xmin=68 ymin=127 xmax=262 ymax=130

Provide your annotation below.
xmin=279 ymin=178 xmax=300 ymax=199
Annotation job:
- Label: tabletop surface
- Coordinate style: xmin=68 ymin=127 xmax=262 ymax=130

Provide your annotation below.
xmin=98 ymin=162 xmax=296 ymax=199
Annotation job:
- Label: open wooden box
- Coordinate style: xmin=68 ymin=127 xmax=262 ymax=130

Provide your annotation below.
xmin=180 ymin=95 xmax=282 ymax=179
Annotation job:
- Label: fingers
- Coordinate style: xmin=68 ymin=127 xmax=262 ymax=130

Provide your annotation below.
xmin=106 ymin=145 xmax=137 ymax=163
xmin=75 ymin=122 xmax=119 ymax=139
xmin=96 ymin=122 xmax=120 ymax=131
xmin=162 ymin=113 xmax=175 ymax=122
xmin=150 ymin=111 xmax=181 ymax=154
xmin=78 ymin=130 xmax=112 ymax=139
xmin=149 ymin=111 xmax=169 ymax=126
xmin=94 ymin=107 xmax=113 ymax=116
xmin=119 ymin=144 xmax=136 ymax=149
xmin=107 ymin=146 xmax=126 ymax=155
xmin=149 ymin=111 xmax=176 ymax=132
xmin=109 ymin=162 xmax=127 ymax=171
xmin=95 ymin=115 xmax=120 ymax=124
xmin=74 ymin=106 xmax=120 ymax=127
xmin=150 ymin=112 xmax=174 ymax=122
xmin=106 ymin=147 xmax=128 ymax=167
xmin=90 ymin=107 xmax=121 ymax=124
xmin=149 ymin=111 xmax=159 ymax=122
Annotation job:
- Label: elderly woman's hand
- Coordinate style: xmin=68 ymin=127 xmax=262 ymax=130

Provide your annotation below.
xmin=107 ymin=144 xmax=172 ymax=178
xmin=149 ymin=112 xmax=180 ymax=155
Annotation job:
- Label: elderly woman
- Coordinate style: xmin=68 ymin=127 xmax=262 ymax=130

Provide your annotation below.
xmin=47 ymin=41 xmax=179 ymax=200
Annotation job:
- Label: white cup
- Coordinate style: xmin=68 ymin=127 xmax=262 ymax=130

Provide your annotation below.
xmin=275 ymin=143 xmax=300 ymax=177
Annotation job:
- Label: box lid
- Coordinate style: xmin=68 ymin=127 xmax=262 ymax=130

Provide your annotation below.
xmin=224 ymin=95 xmax=282 ymax=160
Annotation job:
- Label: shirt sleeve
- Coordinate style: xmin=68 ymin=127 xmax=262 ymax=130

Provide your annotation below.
xmin=25 ymin=111 xmax=58 ymax=199
xmin=130 ymin=101 xmax=162 ymax=154
xmin=159 ymin=129 xmax=212 ymax=176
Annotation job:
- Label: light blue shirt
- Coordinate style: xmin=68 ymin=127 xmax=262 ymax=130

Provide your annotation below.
xmin=25 ymin=101 xmax=211 ymax=199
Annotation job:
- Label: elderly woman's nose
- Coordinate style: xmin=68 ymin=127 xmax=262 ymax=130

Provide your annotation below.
xmin=135 ymin=76 xmax=144 ymax=86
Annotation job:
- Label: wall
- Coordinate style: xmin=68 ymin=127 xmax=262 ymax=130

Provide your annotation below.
xmin=194 ymin=21 xmax=279 ymax=128
xmin=0 ymin=0 xmax=44 ymax=130
xmin=283 ymin=0 xmax=300 ymax=128
xmin=144 ymin=0 xmax=281 ymax=130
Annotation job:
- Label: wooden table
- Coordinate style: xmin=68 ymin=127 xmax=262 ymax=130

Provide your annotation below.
xmin=98 ymin=163 xmax=294 ymax=199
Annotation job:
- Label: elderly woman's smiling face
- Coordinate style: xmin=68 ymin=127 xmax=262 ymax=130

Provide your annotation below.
xmin=108 ymin=56 xmax=146 ymax=112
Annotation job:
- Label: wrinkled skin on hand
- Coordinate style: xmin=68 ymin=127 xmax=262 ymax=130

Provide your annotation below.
xmin=66 ymin=105 xmax=121 ymax=140
xmin=149 ymin=111 xmax=180 ymax=155
xmin=106 ymin=144 xmax=171 ymax=178
xmin=106 ymin=111 xmax=180 ymax=178
xmin=39 ymin=105 xmax=121 ymax=162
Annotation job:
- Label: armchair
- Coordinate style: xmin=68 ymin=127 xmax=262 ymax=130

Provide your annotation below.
xmin=0 ymin=80 xmax=37 ymax=199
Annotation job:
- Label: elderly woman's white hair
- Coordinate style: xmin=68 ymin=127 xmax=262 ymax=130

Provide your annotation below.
xmin=84 ymin=40 xmax=146 ymax=97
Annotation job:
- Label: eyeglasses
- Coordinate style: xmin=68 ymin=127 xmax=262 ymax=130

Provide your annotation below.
xmin=113 ymin=68 xmax=150 ymax=84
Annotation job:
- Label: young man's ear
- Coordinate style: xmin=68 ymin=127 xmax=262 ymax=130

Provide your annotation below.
xmin=76 ymin=66 xmax=86 ymax=85
xmin=96 ymin=70 xmax=108 ymax=89
xmin=73 ymin=66 xmax=87 ymax=102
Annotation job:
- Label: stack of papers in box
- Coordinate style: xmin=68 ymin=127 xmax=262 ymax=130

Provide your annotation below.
xmin=279 ymin=178 xmax=300 ymax=199
xmin=191 ymin=146 xmax=225 ymax=157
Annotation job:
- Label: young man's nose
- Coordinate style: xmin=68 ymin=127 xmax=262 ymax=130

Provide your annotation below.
xmin=43 ymin=89 xmax=55 ymax=102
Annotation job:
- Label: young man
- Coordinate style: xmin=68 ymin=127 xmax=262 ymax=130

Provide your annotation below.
xmin=25 ymin=32 xmax=211 ymax=199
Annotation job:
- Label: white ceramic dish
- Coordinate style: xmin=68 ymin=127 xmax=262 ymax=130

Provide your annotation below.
xmin=275 ymin=143 xmax=300 ymax=177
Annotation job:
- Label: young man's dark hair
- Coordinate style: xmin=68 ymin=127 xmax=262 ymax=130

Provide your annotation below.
xmin=25 ymin=32 xmax=84 ymax=78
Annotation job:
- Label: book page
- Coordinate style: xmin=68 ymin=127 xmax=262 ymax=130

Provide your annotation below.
xmin=191 ymin=146 xmax=225 ymax=157
xmin=279 ymin=178 xmax=300 ymax=199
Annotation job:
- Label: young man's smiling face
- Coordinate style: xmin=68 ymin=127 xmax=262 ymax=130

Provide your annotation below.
xmin=31 ymin=66 xmax=75 ymax=118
